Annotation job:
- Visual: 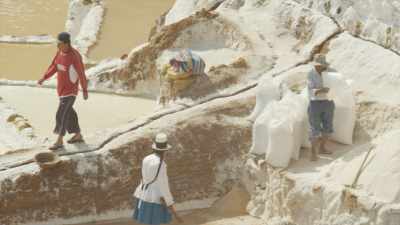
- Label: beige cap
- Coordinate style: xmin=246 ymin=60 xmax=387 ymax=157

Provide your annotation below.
xmin=312 ymin=54 xmax=328 ymax=67
xmin=152 ymin=133 xmax=172 ymax=151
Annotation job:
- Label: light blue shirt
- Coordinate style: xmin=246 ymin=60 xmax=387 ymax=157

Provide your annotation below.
xmin=307 ymin=67 xmax=328 ymax=101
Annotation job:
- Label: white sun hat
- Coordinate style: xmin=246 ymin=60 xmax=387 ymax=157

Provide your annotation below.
xmin=152 ymin=133 xmax=172 ymax=151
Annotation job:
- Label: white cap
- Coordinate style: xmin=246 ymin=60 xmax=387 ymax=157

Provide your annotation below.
xmin=152 ymin=133 xmax=171 ymax=151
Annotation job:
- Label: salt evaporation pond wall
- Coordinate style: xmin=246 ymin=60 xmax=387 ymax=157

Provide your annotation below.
xmin=88 ymin=0 xmax=175 ymax=60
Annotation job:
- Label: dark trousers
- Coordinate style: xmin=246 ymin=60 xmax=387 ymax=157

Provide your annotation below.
xmin=54 ymin=96 xmax=80 ymax=136
xmin=308 ymin=100 xmax=335 ymax=139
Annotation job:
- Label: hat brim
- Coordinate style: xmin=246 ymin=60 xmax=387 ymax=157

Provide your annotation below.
xmin=34 ymin=151 xmax=62 ymax=168
xmin=312 ymin=62 xmax=328 ymax=67
xmin=41 ymin=158 xmax=61 ymax=166
xmin=152 ymin=143 xmax=172 ymax=151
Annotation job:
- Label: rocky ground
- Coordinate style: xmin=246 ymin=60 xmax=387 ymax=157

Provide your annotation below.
xmin=75 ymin=186 xmax=262 ymax=225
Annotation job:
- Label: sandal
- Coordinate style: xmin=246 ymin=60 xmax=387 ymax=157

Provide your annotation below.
xmin=319 ymin=147 xmax=333 ymax=155
xmin=67 ymin=138 xmax=85 ymax=144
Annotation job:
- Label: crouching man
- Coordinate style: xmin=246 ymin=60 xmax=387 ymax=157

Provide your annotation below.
xmin=159 ymin=49 xmax=205 ymax=106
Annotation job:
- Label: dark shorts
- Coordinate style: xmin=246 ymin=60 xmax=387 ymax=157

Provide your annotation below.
xmin=308 ymin=100 xmax=335 ymax=139
xmin=54 ymin=96 xmax=80 ymax=136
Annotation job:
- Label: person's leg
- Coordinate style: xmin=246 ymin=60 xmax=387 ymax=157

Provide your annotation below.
xmin=49 ymin=134 xmax=64 ymax=151
xmin=67 ymin=104 xmax=84 ymax=143
xmin=159 ymin=76 xmax=168 ymax=107
xmin=319 ymin=135 xmax=332 ymax=154
xmin=310 ymin=137 xmax=320 ymax=161
xmin=171 ymin=81 xmax=177 ymax=101
xmin=59 ymin=96 xmax=75 ymax=135
xmin=51 ymin=97 xmax=72 ymax=149
xmin=165 ymin=80 xmax=173 ymax=104
xmin=320 ymin=100 xmax=335 ymax=154
xmin=308 ymin=101 xmax=323 ymax=161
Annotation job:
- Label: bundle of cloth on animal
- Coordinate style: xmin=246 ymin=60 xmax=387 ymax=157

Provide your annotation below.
xmin=159 ymin=49 xmax=206 ymax=105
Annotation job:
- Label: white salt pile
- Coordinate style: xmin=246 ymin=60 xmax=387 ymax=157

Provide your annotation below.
xmin=321 ymin=130 xmax=400 ymax=204
xmin=249 ymin=72 xmax=356 ymax=168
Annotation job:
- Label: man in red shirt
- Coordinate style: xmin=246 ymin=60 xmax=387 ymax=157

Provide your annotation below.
xmin=38 ymin=32 xmax=89 ymax=150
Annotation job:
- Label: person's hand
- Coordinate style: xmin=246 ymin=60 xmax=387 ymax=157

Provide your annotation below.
xmin=83 ymin=91 xmax=89 ymax=100
xmin=315 ymin=89 xmax=322 ymax=95
xmin=322 ymin=87 xmax=330 ymax=92
xmin=37 ymin=78 xmax=45 ymax=86
xmin=315 ymin=88 xmax=329 ymax=95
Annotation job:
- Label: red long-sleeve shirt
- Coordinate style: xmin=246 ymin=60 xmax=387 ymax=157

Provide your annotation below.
xmin=42 ymin=47 xmax=88 ymax=97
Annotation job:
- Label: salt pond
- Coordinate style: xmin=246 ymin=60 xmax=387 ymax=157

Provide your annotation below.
xmin=0 ymin=0 xmax=68 ymax=36
xmin=88 ymin=0 xmax=175 ymax=61
xmin=0 ymin=0 xmax=175 ymax=80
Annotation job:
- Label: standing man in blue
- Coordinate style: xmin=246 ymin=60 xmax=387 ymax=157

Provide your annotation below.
xmin=307 ymin=54 xmax=335 ymax=161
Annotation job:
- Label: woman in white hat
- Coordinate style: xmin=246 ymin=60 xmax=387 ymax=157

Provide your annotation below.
xmin=133 ymin=133 xmax=183 ymax=224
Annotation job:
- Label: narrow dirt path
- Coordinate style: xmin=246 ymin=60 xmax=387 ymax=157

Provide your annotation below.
xmin=73 ymin=186 xmax=263 ymax=225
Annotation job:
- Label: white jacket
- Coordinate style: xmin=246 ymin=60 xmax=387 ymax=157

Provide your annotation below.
xmin=134 ymin=154 xmax=174 ymax=206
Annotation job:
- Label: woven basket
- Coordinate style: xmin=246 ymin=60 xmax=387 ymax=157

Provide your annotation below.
xmin=34 ymin=152 xmax=61 ymax=169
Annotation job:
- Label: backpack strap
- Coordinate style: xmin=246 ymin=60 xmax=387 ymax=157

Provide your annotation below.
xmin=141 ymin=157 xmax=163 ymax=191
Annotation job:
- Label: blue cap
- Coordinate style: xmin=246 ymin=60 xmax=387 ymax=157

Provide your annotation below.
xmin=57 ymin=32 xmax=71 ymax=43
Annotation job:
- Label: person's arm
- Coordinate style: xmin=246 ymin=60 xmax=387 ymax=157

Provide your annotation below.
xmin=38 ymin=53 xmax=58 ymax=85
xmin=319 ymin=87 xmax=330 ymax=93
xmin=72 ymin=50 xmax=88 ymax=99
xmin=307 ymin=71 xmax=317 ymax=95
xmin=158 ymin=163 xmax=174 ymax=206
xmin=158 ymin=164 xmax=183 ymax=223
xmin=186 ymin=57 xmax=193 ymax=74
xmin=308 ymin=71 xmax=327 ymax=96
xmin=160 ymin=197 xmax=183 ymax=223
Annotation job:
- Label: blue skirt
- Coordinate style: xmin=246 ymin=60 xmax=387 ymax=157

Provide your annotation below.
xmin=133 ymin=198 xmax=172 ymax=225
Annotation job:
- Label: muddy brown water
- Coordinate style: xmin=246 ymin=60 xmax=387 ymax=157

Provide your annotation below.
xmin=88 ymin=0 xmax=175 ymax=61
xmin=0 ymin=0 xmax=68 ymax=36
xmin=0 ymin=43 xmax=57 ymax=80
xmin=0 ymin=0 xmax=175 ymax=80
xmin=0 ymin=0 xmax=67 ymax=80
